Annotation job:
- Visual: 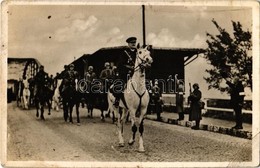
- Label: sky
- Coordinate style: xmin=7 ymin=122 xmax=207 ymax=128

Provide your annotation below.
xmin=8 ymin=4 xmax=253 ymax=99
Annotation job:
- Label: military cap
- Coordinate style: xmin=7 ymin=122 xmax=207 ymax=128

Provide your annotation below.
xmin=69 ymin=64 xmax=74 ymax=67
xmin=193 ymin=83 xmax=199 ymax=88
xmin=88 ymin=66 xmax=93 ymax=70
xmin=104 ymin=62 xmax=110 ymax=67
xmin=126 ymin=37 xmax=137 ymax=43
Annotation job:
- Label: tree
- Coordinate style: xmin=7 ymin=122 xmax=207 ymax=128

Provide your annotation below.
xmin=204 ymin=19 xmax=252 ymax=93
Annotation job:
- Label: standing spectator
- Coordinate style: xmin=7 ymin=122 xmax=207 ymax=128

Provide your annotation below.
xmin=176 ymin=82 xmax=184 ymax=121
xmin=151 ymin=80 xmax=163 ymax=121
xmin=226 ymin=77 xmax=245 ymax=129
xmin=188 ymin=83 xmax=202 ymax=130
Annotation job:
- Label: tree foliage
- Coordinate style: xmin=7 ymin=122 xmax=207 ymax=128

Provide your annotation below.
xmin=204 ymin=19 xmax=252 ymax=93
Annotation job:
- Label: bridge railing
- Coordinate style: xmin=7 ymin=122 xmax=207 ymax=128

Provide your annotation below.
xmin=161 ymin=94 xmax=252 ymax=114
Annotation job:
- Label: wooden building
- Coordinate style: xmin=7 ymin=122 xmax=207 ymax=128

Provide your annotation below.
xmin=68 ymin=46 xmax=205 ymax=93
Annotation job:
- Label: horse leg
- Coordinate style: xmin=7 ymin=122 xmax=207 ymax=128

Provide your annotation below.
xmin=63 ymin=101 xmax=68 ymax=122
xmin=76 ymin=103 xmax=80 ymax=126
xmin=48 ymin=100 xmax=51 ymax=115
xmin=23 ymin=95 xmax=28 ymax=110
xmin=101 ymin=110 xmax=105 ymax=122
xmin=138 ymin=118 xmax=145 ymax=152
xmin=128 ymin=114 xmax=137 ymax=146
xmin=26 ymin=96 xmax=30 ymax=109
xmin=117 ymin=107 xmax=125 ymax=147
xmin=69 ymin=103 xmax=73 ymax=123
xmin=105 ymin=110 xmax=110 ymax=118
xmin=35 ymin=100 xmax=39 ymax=117
xmin=40 ymin=102 xmax=45 ymax=120
xmin=112 ymin=110 xmax=116 ymax=124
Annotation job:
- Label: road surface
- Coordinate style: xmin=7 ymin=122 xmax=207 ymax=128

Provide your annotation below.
xmin=7 ymin=102 xmax=251 ymax=162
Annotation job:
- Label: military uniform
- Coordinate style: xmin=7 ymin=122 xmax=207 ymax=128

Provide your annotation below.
xmin=188 ymin=83 xmax=202 ymax=130
xmin=116 ymin=47 xmax=137 ymax=83
xmin=34 ymin=69 xmax=48 ymax=96
xmin=151 ymin=84 xmax=163 ymax=121
xmin=99 ymin=63 xmax=113 ymax=81
xmin=60 ymin=68 xmax=78 ymax=93
xmin=113 ymin=37 xmax=138 ymax=107
xmin=85 ymin=70 xmax=97 ymax=84
xmin=226 ymin=80 xmax=245 ymax=129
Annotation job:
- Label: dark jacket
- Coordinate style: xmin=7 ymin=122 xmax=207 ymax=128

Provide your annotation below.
xmin=226 ymin=81 xmax=244 ymax=107
xmin=188 ymin=89 xmax=202 ymax=121
xmin=34 ymin=70 xmax=48 ymax=87
xmin=117 ymin=48 xmax=137 ymax=81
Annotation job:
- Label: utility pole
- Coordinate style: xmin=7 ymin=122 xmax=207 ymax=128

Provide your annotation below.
xmin=142 ymin=5 xmax=146 ymax=46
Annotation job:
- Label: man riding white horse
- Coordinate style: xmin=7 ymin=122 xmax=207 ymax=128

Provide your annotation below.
xmin=112 ymin=37 xmax=138 ymax=107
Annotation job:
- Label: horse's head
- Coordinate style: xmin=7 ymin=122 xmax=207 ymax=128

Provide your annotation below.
xmin=136 ymin=44 xmax=153 ymax=69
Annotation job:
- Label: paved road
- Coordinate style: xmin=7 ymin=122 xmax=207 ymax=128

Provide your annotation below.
xmin=7 ymin=103 xmax=252 ymax=162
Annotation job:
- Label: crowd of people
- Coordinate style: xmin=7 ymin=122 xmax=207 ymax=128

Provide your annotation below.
xmin=11 ymin=36 xmax=246 ymax=130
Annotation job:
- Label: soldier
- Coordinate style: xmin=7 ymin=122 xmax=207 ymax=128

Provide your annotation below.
xmin=176 ymin=76 xmax=185 ymax=121
xmin=113 ymin=37 xmax=138 ymax=107
xmin=85 ymin=66 xmax=97 ymax=86
xmin=188 ymin=83 xmax=202 ymax=130
xmin=60 ymin=65 xmax=69 ymax=79
xmin=34 ymin=65 xmax=48 ymax=96
xmin=100 ymin=62 xmax=113 ymax=81
xmin=60 ymin=64 xmax=79 ymax=93
xmin=226 ymin=77 xmax=245 ymax=129
xmin=151 ymin=80 xmax=163 ymax=121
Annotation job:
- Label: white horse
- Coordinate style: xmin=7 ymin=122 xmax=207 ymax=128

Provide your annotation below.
xmin=108 ymin=45 xmax=153 ymax=152
xmin=22 ymin=79 xmax=30 ymax=110
xmin=52 ymin=79 xmax=62 ymax=111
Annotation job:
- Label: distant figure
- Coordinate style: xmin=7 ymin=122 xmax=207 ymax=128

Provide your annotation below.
xmin=176 ymin=83 xmax=184 ymax=121
xmin=99 ymin=62 xmax=113 ymax=89
xmin=226 ymin=77 xmax=245 ymax=129
xmin=99 ymin=62 xmax=112 ymax=81
xmin=34 ymin=65 xmax=48 ymax=97
xmin=60 ymin=65 xmax=69 ymax=79
xmin=151 ymin=80 xmax=163 ymax=121
xmin=188 ymin=83 xmax=202 ymax=130
xmin=85 ymin=66 xmax=97 ymax=85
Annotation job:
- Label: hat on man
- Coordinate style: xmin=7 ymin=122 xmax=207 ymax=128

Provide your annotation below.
xmin=104 ymin=62 xmax=110 ymax=67
xmin=69 ymin=64 xmax=74 ymax=68
xmin=88 ymin=66 xmax=93 ymax=70
xmin=193 ymin=83 xmax=199 ymax=88
xmin=126 ymin=37 xmax=137 ymax=43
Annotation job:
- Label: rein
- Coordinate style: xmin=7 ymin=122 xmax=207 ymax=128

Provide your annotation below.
xmin=130 ymin=80 xmax=147 ymax=117
xmin=124 ymin=50 xmax=148 ymax=72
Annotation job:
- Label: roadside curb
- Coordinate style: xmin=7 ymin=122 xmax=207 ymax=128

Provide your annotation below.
xmin=145 ymin=115 xmax=252 ymax=140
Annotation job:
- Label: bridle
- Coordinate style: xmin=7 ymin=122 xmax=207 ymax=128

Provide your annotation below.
xmin=133 ymin=50 xmax=152 ymax=72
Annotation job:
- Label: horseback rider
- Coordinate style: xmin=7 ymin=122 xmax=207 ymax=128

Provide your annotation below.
xmin=60 ymin=65 xmax=69 ymax=79
xmin=59 ymin=64 xmax=79 ymax=94
xmin=113 ymin=37 xmax=138 ymax=107
xmin=34 ymin=65 xmax=49 ymax=96
xmin=99 ymin=62 xmax=113 ymax=89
